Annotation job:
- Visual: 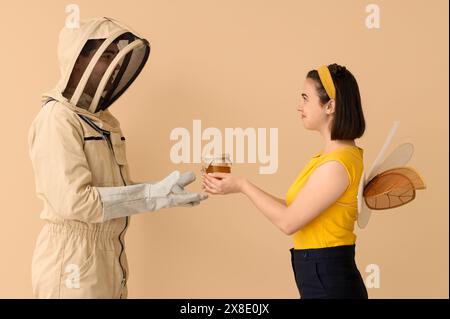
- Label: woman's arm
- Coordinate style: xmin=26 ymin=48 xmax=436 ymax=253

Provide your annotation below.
xmin=253 ymin=186 xmax=286 ymax=206
xmin=202 ymin=161 xmax=349 ymax=235
xmin=240 ymin=180 xmax=289 ymax=232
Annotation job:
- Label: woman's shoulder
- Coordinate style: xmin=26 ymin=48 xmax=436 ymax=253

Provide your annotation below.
xmin=318 ymin=145 xmax=363 ymax=162
xmin=299 ymin=145 xmax=363 ymax=180
xmin=316 ymin=145 xmax=364 ymax=182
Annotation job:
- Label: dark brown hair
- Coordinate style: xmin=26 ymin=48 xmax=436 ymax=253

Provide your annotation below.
xmin=307 ymin=63 xmax=366 ymax=140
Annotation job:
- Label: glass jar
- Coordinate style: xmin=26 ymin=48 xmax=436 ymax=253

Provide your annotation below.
xmin=201 ymin=154 xmax=232 ymax=174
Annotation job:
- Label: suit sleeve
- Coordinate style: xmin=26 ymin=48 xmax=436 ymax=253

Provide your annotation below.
xmin=28 ymin=104 xmax=104 ymax=223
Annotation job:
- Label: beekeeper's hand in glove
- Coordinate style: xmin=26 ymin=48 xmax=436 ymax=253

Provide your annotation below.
xmin=96 ymin=170 xmax=208 ymax=221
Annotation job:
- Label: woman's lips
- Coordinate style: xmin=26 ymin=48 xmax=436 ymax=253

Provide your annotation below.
xmin=297 ymin=109 xmax=305 ymax=118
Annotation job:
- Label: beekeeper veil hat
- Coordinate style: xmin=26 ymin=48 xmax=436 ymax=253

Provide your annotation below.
xmin=44 ymin=17 xmax=150 ymax=113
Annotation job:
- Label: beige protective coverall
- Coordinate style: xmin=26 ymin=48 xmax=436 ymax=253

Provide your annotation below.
xmin=29 ymin=17 xmax=206 ymax=299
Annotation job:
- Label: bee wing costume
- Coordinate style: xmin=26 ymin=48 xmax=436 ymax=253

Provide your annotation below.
xmin=357 ymin=122 xmax=426 ymax=229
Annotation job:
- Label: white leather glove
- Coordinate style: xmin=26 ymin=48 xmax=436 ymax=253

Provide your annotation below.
xmin=171 ymin=171 xmax=203 ymax=207
xmin=96 ymin=170 xmax=208 ymax=221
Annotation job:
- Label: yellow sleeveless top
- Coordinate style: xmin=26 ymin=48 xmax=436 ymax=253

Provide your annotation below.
xmin=285 ymin=145 xmax=364 ymax=249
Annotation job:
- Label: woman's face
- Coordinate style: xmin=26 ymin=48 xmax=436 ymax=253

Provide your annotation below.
xmin=297 ymin=78 xmax=330 ymax=131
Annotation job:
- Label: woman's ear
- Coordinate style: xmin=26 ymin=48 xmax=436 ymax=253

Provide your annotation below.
xmin=326 ymin=100 xmax=336 ymax=115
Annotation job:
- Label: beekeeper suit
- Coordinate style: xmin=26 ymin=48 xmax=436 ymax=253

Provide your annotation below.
xmin=28 ymin=17 xmax=208 ymax=299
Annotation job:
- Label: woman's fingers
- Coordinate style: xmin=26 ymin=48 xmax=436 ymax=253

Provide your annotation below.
xmin=203 ymin=173 xmax=221 ymax=188
xmin=202 ymin=175 xmax=219 ymax=192
xmin=202 ymin=174 xmax=225 ymax=194
xmin=208 ymin=172 xmax=229 ymax=179
xmin=202 ymin=180 xmax=219 ymax=194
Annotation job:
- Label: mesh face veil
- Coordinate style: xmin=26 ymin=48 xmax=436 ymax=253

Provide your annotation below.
xmin=61 ymin=20 xmax=150 ymax=113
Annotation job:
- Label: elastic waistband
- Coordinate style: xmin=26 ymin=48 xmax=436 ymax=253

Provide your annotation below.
xmin=44 ymin=221 xmax=122 ymax=239
xmin=290 ymin=245 xmax=356 ymax=261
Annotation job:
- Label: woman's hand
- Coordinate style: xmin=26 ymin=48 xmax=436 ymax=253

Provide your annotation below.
xmin=201 ymin=172 xmax=246 ymax=195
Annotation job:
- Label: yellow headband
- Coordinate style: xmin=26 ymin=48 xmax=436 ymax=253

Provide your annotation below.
xmin=317 ymin=65 xmax=336 ymax=100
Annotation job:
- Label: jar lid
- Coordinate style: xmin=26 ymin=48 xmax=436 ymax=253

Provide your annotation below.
xmin=202 ymin=153 xmax=232 ymax=165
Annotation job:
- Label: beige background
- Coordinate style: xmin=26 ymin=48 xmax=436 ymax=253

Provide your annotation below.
xmin=0 ymin=0 xmax=448 ymax=298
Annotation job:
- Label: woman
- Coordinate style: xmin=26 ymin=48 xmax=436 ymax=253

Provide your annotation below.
xmin=201 ymin=63 xmax=368 ymax=299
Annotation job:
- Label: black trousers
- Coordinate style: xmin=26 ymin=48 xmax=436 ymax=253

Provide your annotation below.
xmin=290 ymin=245 xmax=368 ymax=299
